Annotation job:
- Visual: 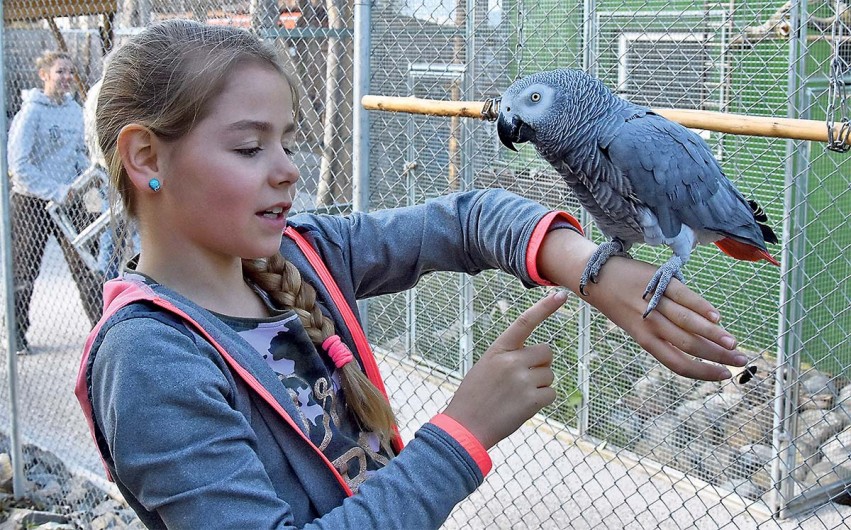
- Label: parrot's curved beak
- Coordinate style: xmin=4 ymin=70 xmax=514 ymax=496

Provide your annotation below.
xmin=497 ymin=114 xmax=534 ymax=152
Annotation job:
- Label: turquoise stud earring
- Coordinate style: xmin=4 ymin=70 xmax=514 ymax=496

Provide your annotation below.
xmin=148 ymin=178 xmax=161 ymax=192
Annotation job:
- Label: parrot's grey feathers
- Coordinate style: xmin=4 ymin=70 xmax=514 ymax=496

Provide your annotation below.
xmin=497 ymin=68 xmax=779 ymax=314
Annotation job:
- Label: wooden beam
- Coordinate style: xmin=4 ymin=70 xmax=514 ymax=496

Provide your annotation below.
xmin=4 ymin=0 xmax=117 ymax=22
xmin=361 ymin=95 xmax=851 ymax=146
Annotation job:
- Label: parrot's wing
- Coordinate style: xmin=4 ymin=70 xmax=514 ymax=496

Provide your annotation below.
xmin=599 ymin=110 xmax=761 ymax=244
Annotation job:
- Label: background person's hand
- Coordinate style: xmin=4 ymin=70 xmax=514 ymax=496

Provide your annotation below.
xmin=443 ymin=290 xmax=567 ymax=449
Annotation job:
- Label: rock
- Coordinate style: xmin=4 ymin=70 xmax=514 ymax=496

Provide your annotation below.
xmin=633 ymin=438 xmax=677 ymax=467
xmin=795 ymin=409 xmax=845 ymax=473
xmin=1 ymin=508 xmax=69 ymax=528
xmin=22 ymin=447 xmax=71 ymax=484
xmin=624 ymin=375 xmax=669 ymax=418
xmin=607 ymin=403 xmax=642 ymax=449
xmin=821 ymin=425 xmax=851 ymax=466
xmin=799 ymin=369 xmax=837 ymax=410
xmin=90 ymin=499 xmax=128 ymax=518
xmin=834 ymin=383 xmax=851 ymax=418
xmin=804 ymin=460 xmax=851 ymax=491
xmin=62 ymin=474 xmax=105 ymax=512
xmin=676 ymin=439 xmax=736 ymax=483
xmin=0 ymin=453 xmax=13 ymax=493
xmin=735 ymin=443 xmax=773 ymax=477
xmin=724 ymin=404 xmax=773 ymax=448
xmin=633 ymin=412 xmax=683 ymax=466
xmin=674 ymin=399 xmax=708 ymax=444
xmin=31 ymin=478 xmax=64 ymax=505
xmin=694 ymin=380 xmax=722 ymax=399
xmin=690 ymin=392 xmax=741 ymax=446
xmin=718 ymin=477 xmax=763 ymax=500
xmin=751 ymin=463 xmax=774 ymax=492
xmin=623 ymin=364 xmax=697 ymax=420
xmin=90 ymin=511 xmax=126 ymax=530
xmin=700 ymin=443 xmax=737 ymax=482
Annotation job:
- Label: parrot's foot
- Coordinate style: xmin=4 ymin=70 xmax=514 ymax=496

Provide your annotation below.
xmin=579 ymin=240 xmax=631 ymax=296
xmin=642 ymin=256 xmax=686 ymax=318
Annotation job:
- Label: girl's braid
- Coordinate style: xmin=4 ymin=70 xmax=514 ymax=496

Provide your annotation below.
xmin=242 ymin=253 xmax=397 ymax=448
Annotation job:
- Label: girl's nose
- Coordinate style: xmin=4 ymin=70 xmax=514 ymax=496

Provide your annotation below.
xmin=274 ymin=149 xmax=300 ymax=186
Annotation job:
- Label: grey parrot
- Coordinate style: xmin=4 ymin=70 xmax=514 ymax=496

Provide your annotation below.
xmin=496 ymin=68 xmax=779 ymax=317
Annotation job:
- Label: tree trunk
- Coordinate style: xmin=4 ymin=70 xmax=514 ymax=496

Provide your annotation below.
xmin=448 ymin=1 xmax=465 ymax=191
xmin=316 ymin=0 xmax=346 ymax=206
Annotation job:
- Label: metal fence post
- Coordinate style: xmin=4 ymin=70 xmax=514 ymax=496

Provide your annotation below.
xmin=774 ymin=0 xmax=809 ymax=516
xmin=577 ymin=0 xmax=598 ymax=435
xmin=0 ymin=2 xmax=25 ymax=498
xmin=459 ymin=0 xmax=476 ymax=374
xmin=353 ymin=0 xmax=372 ymax=332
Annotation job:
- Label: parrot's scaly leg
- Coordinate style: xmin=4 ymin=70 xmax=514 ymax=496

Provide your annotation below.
xmin=579 ymin=239 xmax=631 ymax=296
xmin=641 ymin=255 xmax=686 ymax=318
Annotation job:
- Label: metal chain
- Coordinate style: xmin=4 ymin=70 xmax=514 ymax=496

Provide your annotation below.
xmin=826 ymin=0 xmax=851 ymax=151
xmin=516 ymin=0 xmax=525 ymax=80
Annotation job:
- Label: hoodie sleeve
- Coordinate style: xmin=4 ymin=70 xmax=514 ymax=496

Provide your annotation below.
xmin=7 ymin=103 xmax=71 ymax=203
xmin=291 ymin=189 xmax=581 ymax=299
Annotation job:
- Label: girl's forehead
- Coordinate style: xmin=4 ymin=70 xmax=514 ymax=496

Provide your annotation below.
xmin=49 ymin=59 xmax=73 ymax=70
xmin=219 ymin=64 xmax=292 ymax=105
xmin=201 ymin=65 xmax=295 ymax=129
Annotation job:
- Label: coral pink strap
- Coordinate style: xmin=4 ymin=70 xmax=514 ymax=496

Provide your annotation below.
xmin=430 ymin=413 xmax=492 ymax=477
xmin=284 ymin=227 xmax=405 ymax=453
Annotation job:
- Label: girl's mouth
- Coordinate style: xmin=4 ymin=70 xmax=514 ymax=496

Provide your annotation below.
xmin=259 ymin=206 xmax=285 ymax=219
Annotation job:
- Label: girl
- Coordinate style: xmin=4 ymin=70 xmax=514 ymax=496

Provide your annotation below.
xmin=76 ymin=20 xmax=745 ymax=529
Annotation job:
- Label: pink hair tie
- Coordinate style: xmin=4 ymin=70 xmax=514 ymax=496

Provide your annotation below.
xmin=322 ymin=335 xmax=354 ymax=368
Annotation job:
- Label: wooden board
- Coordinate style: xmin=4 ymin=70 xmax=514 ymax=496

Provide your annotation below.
xmin=5 ymin=0 xmax=117 ymax=22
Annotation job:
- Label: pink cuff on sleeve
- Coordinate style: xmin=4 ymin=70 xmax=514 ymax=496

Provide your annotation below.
xmin=430 ymin=413 xmax=492 ymax=477
xmin=526 ymin=211 xmax=584 ymax=286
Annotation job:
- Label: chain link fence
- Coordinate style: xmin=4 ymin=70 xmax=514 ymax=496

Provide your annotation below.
xmin=0 ymin=0 xmax=849 ymax=528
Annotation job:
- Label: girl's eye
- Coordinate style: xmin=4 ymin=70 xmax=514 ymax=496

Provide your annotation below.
xmin=236 ymin=147 xmax=262 ymax=157
xmin=283 ymin=146 xmax=295 ymax=156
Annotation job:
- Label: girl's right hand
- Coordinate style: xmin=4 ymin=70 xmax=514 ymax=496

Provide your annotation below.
xmin=442 ymin=290 xmax=568 ymax=449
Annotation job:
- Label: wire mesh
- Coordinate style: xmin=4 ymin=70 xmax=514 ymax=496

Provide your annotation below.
xmin=0 ymin=0 xmax=848 ymax=528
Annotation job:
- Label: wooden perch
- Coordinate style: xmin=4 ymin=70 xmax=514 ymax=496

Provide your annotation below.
xmin=361 ymin=95 xmax=851 ymax=146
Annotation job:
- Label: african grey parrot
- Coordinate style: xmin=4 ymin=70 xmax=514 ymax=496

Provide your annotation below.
xmin=496 ymin=68 xmax=779 ymax=316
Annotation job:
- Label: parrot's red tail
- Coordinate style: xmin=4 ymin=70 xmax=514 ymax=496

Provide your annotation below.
xmin=714 ymin=238 xmax=780 ymax=266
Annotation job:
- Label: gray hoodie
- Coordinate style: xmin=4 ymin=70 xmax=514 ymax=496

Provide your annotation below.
xmin=7 ymin=88 xmax=89 ymax=203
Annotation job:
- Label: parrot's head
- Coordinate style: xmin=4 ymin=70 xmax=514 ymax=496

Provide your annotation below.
xmin=497 ymin=69 xmax=590 ymax=153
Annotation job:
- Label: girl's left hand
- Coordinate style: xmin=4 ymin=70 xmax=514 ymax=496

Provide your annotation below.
xmin=538 ymin=228 xmax=747 ymax=381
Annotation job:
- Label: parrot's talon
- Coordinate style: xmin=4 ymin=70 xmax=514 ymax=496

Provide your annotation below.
xmin=579 ymin=239 xmax=627 ymax=295
xmin=642 ymin=256 xmax=686 ymax=317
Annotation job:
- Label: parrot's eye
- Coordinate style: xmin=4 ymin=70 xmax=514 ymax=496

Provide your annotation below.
xmin=530 ymin=92 xmax=541 ymax=102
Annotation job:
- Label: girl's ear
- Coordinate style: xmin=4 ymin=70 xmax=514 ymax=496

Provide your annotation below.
xmin=117 ymin=124 xmax=162 ymax=193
